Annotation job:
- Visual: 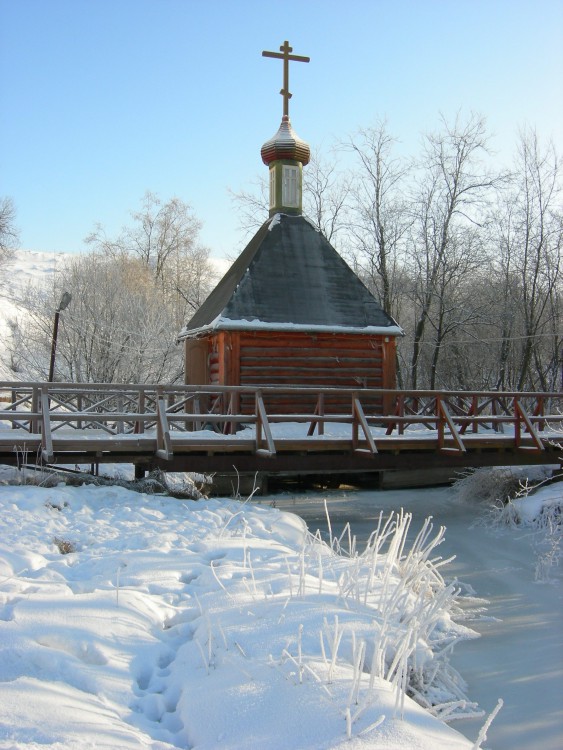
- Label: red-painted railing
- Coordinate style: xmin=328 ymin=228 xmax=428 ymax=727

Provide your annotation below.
xmin=1 ymin=382 xmax=561 ymax=464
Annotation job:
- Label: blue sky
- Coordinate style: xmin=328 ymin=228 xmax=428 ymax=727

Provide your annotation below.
xmin=1 ymin=0 xmax=562 ymax=261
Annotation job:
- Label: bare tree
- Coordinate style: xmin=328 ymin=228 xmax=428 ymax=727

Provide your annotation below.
xmin=194 ymin=118 xmax=562 ymax=394
xmin=343 ymin=122 xmax=411 ymax=321
xmin=227 ymin=177 xmax=270 ymax=246
xmin=6 ymin=251 xmax=184 ymax=383
xmin=493 ymin=129 xmax=562 ymax=390
xmin=0 ymin=197 xmax=19 ymax=265
xmin=407 ymin=113 xmax=504 ymax=389
xmin=85 ymin=192 xmax=216 ymax=326
xmin=228 ymin=150 xmax=351 ymax=249
xmin=5 ymin=194 xmax=216 ymax=384
xmin=423 ymin=230 xmax=491 ymax=388
xmin=302 ymin=149 xmax=351 ymax=245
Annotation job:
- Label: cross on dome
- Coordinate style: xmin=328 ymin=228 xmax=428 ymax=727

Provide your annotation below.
xmin=262 ymin=41 xmax=310 ymax=117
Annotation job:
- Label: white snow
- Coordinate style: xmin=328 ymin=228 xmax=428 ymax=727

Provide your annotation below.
xmin=0 ymin=249 xmax=67 ymax=379
xmin=0 ymin=477 xmax=489 ymax=750
xmin=180 ymin=316 xmax=403 ymax=339
xmin=1 ymin=250 xmax=561 ymax=749
xmin=272 ymin=482 xmax=563 ymax=750
xmin=267 ymin=213 xmax=282 ymax=231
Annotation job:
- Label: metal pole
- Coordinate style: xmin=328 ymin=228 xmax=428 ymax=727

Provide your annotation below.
xmin=48 ymin=310 xmax=60 ymax=382
xmin=48 ymin=292 xmax=72 ymax=383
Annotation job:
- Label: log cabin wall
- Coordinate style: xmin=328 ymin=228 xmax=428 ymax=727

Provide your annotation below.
xmin=187 ymin=330 xmax=396 ymax=415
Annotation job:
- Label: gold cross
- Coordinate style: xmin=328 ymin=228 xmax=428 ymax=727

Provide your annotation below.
xmin=262 ymin=41 xmax=310 ymax=117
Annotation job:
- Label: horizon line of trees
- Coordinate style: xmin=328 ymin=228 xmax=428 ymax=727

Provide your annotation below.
xmin=232 ymin=113 xmax=562 ymax=392
xmin=2 ymin=192 xmax=217 ymax=384
xmin=1 ymin=111 xmax=561 ymax=392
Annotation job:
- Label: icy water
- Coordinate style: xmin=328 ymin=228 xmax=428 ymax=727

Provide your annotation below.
xmin=256 ymin=485 xmax=563 ymax=750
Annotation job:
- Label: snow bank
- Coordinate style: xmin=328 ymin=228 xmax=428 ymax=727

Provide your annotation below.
xmin=0 ymin=484 xmax=482 ymax=749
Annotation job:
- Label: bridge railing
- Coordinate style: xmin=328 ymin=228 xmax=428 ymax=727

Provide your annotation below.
xmin=1 ymin=382 xmax=562 ymax=462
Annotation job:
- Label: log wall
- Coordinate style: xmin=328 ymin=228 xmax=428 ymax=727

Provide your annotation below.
xmin=187 ymin=330 xmax=397 ymax=415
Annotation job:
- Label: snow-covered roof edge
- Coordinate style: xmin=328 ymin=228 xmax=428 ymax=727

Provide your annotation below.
xmin=179 ymin=315 xmax=404 ymax=340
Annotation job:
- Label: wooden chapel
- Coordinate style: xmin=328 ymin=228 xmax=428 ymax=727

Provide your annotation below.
xmin=178 ymin=41 xmax=402 ymax=414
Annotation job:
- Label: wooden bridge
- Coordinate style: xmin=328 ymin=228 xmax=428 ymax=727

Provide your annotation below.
xmin=0 ymin=382 xmax=561 ymax=481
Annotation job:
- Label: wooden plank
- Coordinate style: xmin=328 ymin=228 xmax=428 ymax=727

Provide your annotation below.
xmin=243 ymin=380 xmax=383 ymax=390
xmin=515 ymin=401 xmax=544 ymax=451
xmin=255 ymin=391 xmax=276 ymax=457
xmin=191 ymin=396 xmax=203 ymax=431
xmin=240 ymin=373 xmax=384 ymax=385
xmin=307 ymin=392 xmax=325 ymax=436
xmin=230 ymin=331 xmax=241 ymax=386
xmin=217 ymin=332 xmax=227 ymax=384
xmin=239 ymin=332 xmax=386 ymax=349
xmin=0 ymin=411 xmax=42 ymax=420
xmin=240 ymin=365 xmax=383 ymax=376
xmin=31 ymin=387 xmax=40 ymax=433
xmin=241 ymin=349 xmax=383 ymax=360
xmin=135 ymin=390 xmax=146 ymax=434
xmin=352 ymin=397 xmax=378 ymax=454
xmin=40 ymin=389 xmax=54 ymax=463
xmin=240 ymin=348 xmax=373 ymax=360
xmin=437 ymin=400 xmax=466 ymax=453
xmin=156 ymin=397 xmax=172 ymax=460
xmin=240 ymin=365 xmax=384 ymax=377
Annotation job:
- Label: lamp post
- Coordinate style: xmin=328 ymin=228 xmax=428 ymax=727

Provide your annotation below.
xmin=48 ymin=291 xmax=72 ymax=382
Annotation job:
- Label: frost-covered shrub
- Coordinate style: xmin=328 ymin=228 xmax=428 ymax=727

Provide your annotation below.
xmin=456 ymin=468 xmax=562 ymax=582
xmin=452 ymin=466 xmax=552 ymax=507
xmin=504 ymin=482 xmax=562 ymax=582
xmin=0 ymin=461 xmax=61 ymax=487
xmin=134 ymin=469 xmax=211 ymax=500
xmin=277 ymin=509 xmax=483 ymax=724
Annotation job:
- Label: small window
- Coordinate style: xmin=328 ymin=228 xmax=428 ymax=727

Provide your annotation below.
xmin=282 ymin=165 xmax=299 ymax=207
xmin=269 ymin=168 xmax=276 ymax=208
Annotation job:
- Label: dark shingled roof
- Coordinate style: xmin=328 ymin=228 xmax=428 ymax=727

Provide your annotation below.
xmin=181 ymin=213 xmax=401 ymax=336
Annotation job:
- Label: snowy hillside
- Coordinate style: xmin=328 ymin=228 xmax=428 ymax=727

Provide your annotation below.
xmin=0 ymin=249 xmax=67 ymax=379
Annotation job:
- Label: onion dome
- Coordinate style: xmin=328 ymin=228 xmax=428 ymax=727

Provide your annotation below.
xmin=261 ymin=115 xmax=310 ymax=166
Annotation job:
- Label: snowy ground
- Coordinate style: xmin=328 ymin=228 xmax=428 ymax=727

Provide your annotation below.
xmin=272 ymin=476 xmax=563 ymax=750
xmin=0 ymin=471 xmax=505 ymax=750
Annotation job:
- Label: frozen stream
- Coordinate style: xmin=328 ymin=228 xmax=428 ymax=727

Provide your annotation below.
xmin=262 ymin=485 xmax=563 ymax=750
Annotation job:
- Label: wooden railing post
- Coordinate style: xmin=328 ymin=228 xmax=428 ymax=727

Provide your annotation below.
xmin=437 ymin=396 xmax=466 ymax=453
xmin=307 ymin=392 xmax=325 ymax=436
xmin=492 ymin=396 xmax=500 ymax=432
xmin=225 ymin=390 xmax=240 ymax=435
xmin=318 ymin=392 xmax=325 ymax=436
xmin=534 ymin=396 xmax=545 ymax=432
xmin=514 ymin=397 xmax=544 ymax=451
xmin=156 ymin=388 xmax=172 ymax=460
xmin=351 ymin=392 xmax=359 ymax=449
xmin=352 ymin=392 xmax=377 ymax=454
xmin=255 ymin=390 xmax=275 ymax=457
xmin=31 ymin=385 xmax=40 ymax=434
xmin=116 ymin=394 xmax=124 ymax=434
xmin=437 ymin=395 xmax=444 ymax=450
xmin=386 ymin=393 xmax=404 ymax=435
xmin=40 ymin=385 xmax=54 ymax=463
xmin=193 ymin=396 xmax=202 ymax=431
xmin=136 ymin=389 xmax=145 ymax=434
xmin=10 ymin=387 xmax=16 ymax=431
xmin=76 ymin=394 xmax=83 ymax=430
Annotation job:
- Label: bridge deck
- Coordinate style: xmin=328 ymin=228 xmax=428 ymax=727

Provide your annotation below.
xmin=0 ymin=382 xmax=561 ymax=475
